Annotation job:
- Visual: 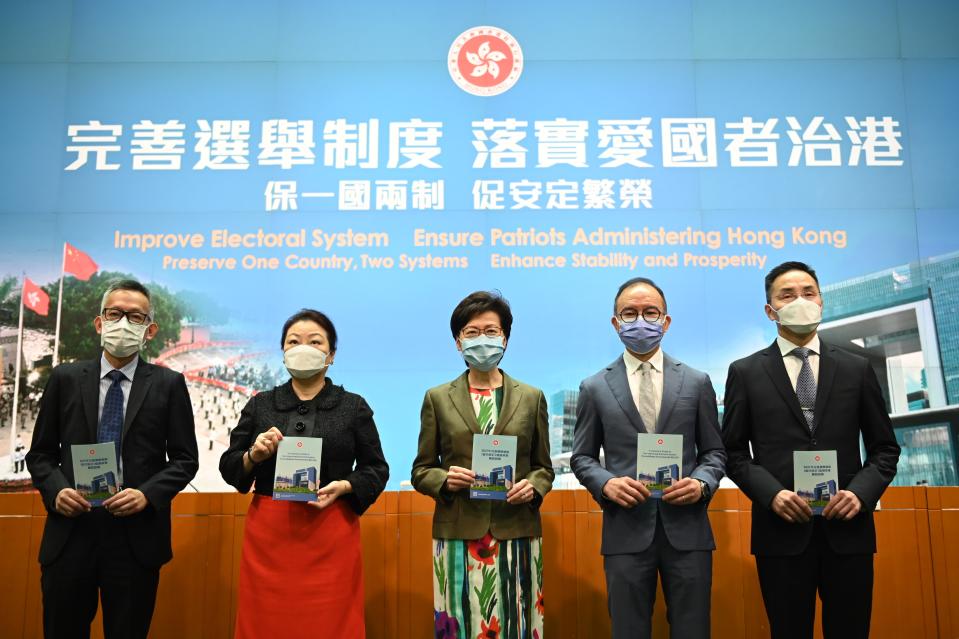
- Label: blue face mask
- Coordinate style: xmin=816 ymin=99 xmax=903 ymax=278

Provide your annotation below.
xmin=617 ymin=320 xmax=664 ymax=355
xmin=460 ymin=335 xmax=505 ymax=372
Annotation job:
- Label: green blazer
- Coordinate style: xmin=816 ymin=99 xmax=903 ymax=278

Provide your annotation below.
xmin=411 ymin=370 xmax=554 ymax=540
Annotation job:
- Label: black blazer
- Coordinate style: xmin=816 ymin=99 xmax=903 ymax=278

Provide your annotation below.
xmin=26 ymin=357 xmax=199 ymax=567
xmin=721 ymin=340 xmax=900 ymax=556
xmin=219 ymin=379 xmax=389 ymax=515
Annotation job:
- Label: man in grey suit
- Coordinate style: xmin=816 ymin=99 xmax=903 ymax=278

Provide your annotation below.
xmin=571 ymin=277 xmax=726 ymax=639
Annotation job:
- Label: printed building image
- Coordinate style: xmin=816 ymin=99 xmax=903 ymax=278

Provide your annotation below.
xmin=293 ymin=467 xmax=318 ymax=491
xmin=655 ymin=464 xmax=680 ymax=487
xmin=91 ymin=471 xmax=118 ymax=495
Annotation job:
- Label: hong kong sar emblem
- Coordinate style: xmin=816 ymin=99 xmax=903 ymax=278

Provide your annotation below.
xmin=448 ymin=26 xmax=523 ymax=97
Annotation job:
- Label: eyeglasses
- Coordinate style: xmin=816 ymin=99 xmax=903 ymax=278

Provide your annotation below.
xmin=102 ymin=307 xmax=151 ymax=325
xmin=618 ymin=307 xmax=663 ymax=324
xmin=460 ymin=326 xmax=503 ymax=339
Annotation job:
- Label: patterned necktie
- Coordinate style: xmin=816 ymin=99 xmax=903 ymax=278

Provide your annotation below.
xmin=637 ymin=361 xmax=658 ymax=433
xmin=98 ymin=369 xmax=125 ymax=461
xmin=792 ymin=347 xmax=816 ymax=431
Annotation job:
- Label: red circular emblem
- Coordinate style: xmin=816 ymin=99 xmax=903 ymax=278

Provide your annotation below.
xmin=492 ymin=439 xmax=500 ymax=446
xmin=297 ymin=441 xmax=304 ymax=448
xmin=88 ymin=449 xmax=95 ymax=455
xmin=657 ymin=439 xmax=664 ymax=445
xmin=815 ymin=455 xmax=821 ymax=461
xmin=448 ymin=26 xmax=523 ymax=97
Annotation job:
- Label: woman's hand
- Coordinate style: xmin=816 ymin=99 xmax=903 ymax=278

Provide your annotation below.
xmin=506 ymin=479 xmax=537 ymax=505
xmin=444 ymin=466 xmax=476 ymax=492
xmin=309 ymin=480 xmax=352 ymax=510
xmin=249 ymin=427 xmax=284 ymax=463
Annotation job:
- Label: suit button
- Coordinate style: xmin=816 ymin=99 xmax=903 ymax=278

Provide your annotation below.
xmin=811 ymin=438 xmax=817 ymax=445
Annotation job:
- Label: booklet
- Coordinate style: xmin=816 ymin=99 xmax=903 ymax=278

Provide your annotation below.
xmin=636 ymin=434 xmax=683 ymax=498
xmin=793 ymin=450 xmax=838 ymax=515
xmin=272 ymin=437 xmax=323 ymax=502
xmin=470 ymin=434 xmax=517 ymax=500
xmin=71 ymin=442 xmax=119 ymax=506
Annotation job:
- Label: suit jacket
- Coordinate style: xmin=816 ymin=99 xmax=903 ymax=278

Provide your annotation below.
xmin=26 ymin=357 xmax=199 ymax=567
xmin=218 ymin=379 xmax=389 ymax=515
xmin=721 ymin=339 xmax=901 ymax=556
xmin=571 ymin=353 xmax=726 ymax=555
xmin=411 ymin=370 xmax=554 ymax=540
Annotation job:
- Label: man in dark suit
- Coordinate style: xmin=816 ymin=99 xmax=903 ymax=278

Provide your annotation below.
xmin=571 ymin=277 xmax=726 ymax=639
xmin=27 ymin=279 xmax=198 ymax=639
xmin=722 ymin=261 xmax=900 ymax=639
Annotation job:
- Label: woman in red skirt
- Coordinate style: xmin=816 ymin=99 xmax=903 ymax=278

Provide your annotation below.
xmin=219 ymin=309 xmax=389 ymax=639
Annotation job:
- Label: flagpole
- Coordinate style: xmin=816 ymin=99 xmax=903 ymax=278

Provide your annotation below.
xmin=53 ymin=242 xmax=66 ymax=367
xmin=9 ymin=275 xmax=25 ymax=472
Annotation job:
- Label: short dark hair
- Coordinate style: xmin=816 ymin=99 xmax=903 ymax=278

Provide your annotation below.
xmin=101 ymin=279 xmax=152 ymax=313
xmin=280 ymin=309 xmax=338 ymax=352
xmin=764 ymin=261 xmax=820 ymax=302
xmin=613 ymin=277 xmax=667 ymax=314
xmin=450 ymin=291 xmax=513 ymax=340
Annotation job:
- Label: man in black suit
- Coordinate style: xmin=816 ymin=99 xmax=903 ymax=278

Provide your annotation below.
xmin=27 ymin=279 xmax=198 ymax=639
xmin=722 ymin=262 xmax=900 ymax=639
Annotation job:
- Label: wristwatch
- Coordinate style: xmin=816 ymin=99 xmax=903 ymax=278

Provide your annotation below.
xmin=696 ymin=479 xmax=711 ymax=502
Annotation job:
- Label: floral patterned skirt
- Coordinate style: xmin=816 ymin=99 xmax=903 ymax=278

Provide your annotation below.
xmin=433 ymin=533 xmax=544 ymax=639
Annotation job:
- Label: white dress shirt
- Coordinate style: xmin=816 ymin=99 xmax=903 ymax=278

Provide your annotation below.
xmin=777 ymin=334 xmax=820 ymax=389
xmin=624 ymin=348 xmax=664 ymax=428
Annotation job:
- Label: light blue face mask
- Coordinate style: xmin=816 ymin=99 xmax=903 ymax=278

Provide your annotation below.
xmin=617 ymin=319 xmax=664 ymax=355
xmin=460 ymin=335 xmax=505 ymax=372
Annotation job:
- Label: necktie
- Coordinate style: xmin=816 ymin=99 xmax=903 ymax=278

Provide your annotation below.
xmin=792 ymin=347 xmax=816 ymax=431
xmin=637 ymin=361 xmax=658 ymax=433
xmin=98 ymin=369 xmax=125 ymax=461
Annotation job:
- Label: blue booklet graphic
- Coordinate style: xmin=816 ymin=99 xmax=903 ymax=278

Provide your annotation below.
xmin=470 ymin=434 xmax=517 ymax=500
xmin=273 ymin=437 xmax=323 ymax=502
xmin=794 ymin=450 xmax=838 ymax=515
xmin=636 ymin=434 xmax=683 ymax=498
xmin=71 ymin=442 xmax=119 ymax=506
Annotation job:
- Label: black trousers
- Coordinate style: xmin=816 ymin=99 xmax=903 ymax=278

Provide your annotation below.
xmin=40 ymin=508 xmax=160 ymax=639
xmin=604 ymin=516 xmax=712 ymax=639
xmin=756 ymin=518 xmax=873 ymax=639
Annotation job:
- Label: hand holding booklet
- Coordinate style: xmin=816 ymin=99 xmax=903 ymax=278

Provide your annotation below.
xmin=273 ymin=437 xmax=323 ymax=502
xmin=470 ymin=434 xmax=517 ymax=500
xmin=793 ymin=450 xmax=838 ymax=515
xmin=636 ymin=434 xmax=683 ymax=498
xmin=71 ymin=442 xmax=119 ymax=506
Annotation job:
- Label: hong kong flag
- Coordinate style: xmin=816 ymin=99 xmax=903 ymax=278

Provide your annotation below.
xmin=64 ymin=243 xmax=98 ymax=280
xmin=23 ymin=278 xmax=50 ymax=316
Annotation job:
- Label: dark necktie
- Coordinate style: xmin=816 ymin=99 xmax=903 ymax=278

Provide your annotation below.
xmin=792 ymin=347 xmax=816 ymax=431
xmin=98 ymin=369 xmax=125 ymax=461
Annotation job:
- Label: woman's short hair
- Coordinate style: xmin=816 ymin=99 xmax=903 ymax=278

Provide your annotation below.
xmin=450 ymin=291 xmax=513 ymax=340
xmin=280 ymin=309 xmax=338 ymax=351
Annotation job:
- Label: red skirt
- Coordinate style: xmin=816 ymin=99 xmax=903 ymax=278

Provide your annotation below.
xmin=235 ymin=495 xmax=365 ymax=639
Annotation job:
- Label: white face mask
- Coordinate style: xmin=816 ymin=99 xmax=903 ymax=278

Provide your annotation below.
xmin=283 ymin=344 xmax=329 ymax=379
xmin=772 ymin=296 xmax=822 ymax=335
xmin=100 ymin=317 xmax=148 ymax=358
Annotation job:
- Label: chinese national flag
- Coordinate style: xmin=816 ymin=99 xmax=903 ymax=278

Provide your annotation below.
xmin=23 ymin=278 xmax=50 ymax=316
xmin=64 ymin=243 xmax=98 ymax=280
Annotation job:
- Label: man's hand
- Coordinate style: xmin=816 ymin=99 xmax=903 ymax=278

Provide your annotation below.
xmin=770 ymin=489 xmax=813 ymax=523
xmin=602 ymin=477 xmax=650 ymax=508
xmin=822 ymin=490 xmax=862 ymax=521
xmin=103 ymin=488 xmax=148 ymax=517
xmin=662 ymin=478 xmax=702 ymax=505
xmin=55 ymin=488 xmax=92 ymax=517
xmin=444 ymin=466 xmax=476 ymax=492
xmin=506 ymin=479 xmax=537 ymax=505
xmin=308 ymin=480 xmax=352 ymax=510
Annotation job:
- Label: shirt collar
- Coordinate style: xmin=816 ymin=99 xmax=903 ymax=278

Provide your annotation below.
xmin=99 ymin=352 xmax=139 ymax=381
xmin=777 ymin=334 xmax=820 ymax=358
xmin=623 ymin=347 xmax=664 ymax=374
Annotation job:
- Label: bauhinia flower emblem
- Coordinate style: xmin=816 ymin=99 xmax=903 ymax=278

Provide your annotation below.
xmin=466 ymin=41 xmax=508 ymax=79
